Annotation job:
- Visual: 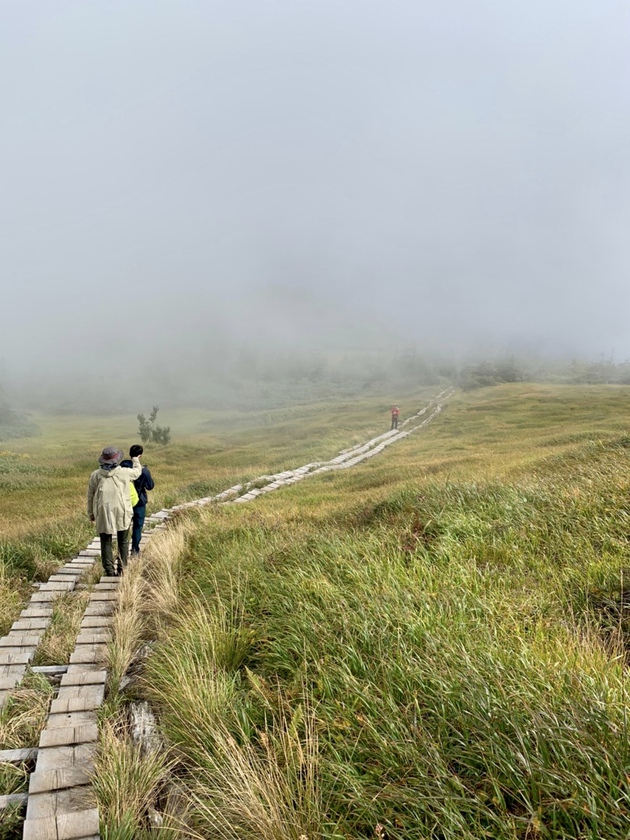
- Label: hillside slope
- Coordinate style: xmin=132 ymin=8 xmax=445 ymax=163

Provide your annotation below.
xmin=96 ymin=384 xmax=630 ymax=839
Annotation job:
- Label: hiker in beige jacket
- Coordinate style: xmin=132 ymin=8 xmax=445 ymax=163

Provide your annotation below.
xmin=87 ymin=446 xmax=142 ymax=576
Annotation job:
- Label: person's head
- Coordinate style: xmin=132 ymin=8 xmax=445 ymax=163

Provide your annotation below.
xmin=129 ymin=444 xmax=143 ymax=458
xmin=99 ymin=446 xmax=123 ymax=468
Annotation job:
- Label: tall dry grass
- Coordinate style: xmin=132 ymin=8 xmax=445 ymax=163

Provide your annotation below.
xmin=187 ymin=707 xmax=325 ymax=840
xmin=97 ymin=518 xmax=198 ymax=836
xmin=93 ymin=714 xmax=178 ymax=840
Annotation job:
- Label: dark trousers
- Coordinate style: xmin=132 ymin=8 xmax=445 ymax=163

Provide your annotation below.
xmin=391 ymin=416 xmax=398 ymax=430
xmin=99 ymin=530 xmax=130 ymax=576
xmin=131 ymin=504 xmax=147 ymax=554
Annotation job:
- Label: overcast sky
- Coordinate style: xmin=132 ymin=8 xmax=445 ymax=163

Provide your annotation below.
xmin=1 ymin=0 xmax=629 ymax=377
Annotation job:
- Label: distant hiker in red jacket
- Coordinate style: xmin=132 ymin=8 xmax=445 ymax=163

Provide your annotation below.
xmin=391 ymin=405 xmax=400 ymax=430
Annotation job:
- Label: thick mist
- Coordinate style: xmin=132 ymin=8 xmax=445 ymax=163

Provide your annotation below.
xmin=1 ymin=0 xmax=629 ymax=406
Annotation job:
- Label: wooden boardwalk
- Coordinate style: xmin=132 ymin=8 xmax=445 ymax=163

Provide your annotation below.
xmin=20 ymin=579 xmax=116 ymax=839
xmin=0 ymin=543 xmax=102 ymax=709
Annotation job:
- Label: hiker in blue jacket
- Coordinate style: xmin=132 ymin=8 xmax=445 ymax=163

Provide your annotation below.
xmin=120 ymin=444 xmax=155 ymax=555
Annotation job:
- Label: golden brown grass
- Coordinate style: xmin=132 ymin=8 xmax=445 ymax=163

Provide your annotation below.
xmin=33 ymin=590 xmax=90 ymax=666
xmin=0 ymin=673 xmax=54 ymax=751
xmin=93 ymin=714 xmax=178 ymax=839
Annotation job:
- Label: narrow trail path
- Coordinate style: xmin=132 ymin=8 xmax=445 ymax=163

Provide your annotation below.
xmin=1 ymin=388 xmax=453 ymax=839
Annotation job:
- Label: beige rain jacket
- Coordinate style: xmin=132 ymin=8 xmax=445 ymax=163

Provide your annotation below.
xmin=87 ymin=457 xmax=142 ymax=534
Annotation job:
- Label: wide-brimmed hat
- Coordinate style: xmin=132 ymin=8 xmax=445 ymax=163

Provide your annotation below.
xmin=98 ymin=446 xmax=124 ymax=466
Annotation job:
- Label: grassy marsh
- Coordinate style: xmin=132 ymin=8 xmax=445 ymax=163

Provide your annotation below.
xmin=130 ymin=384 xmax=630 ymax=838
xmin=5 ymin=383 xmax=630 ymax=837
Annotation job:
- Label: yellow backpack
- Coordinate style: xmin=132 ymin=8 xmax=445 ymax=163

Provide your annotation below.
xmin=129 ymin=481 xmax=139 ymax=508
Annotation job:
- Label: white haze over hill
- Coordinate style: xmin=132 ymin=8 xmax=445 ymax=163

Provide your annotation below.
xmin=1 ymin=0 xmax=629 ymax=399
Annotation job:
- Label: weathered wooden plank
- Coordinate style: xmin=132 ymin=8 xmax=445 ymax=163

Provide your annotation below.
xmin=0 ymin=648 xmax=36 ymax=665
xmin=1 ymin=633 xmax=44 ymax=647
xmin=29 ymin=765 xmax=92 ymax=793
xmin=0 ymin=791 xmax=27 ymax=809
xmin=11 ymin=618 xmax=51 ymax=631
xmin=61 ymin=666 xmax=106 ymax=687
xmin=30 ymin=592 xmax=58 ymax=603
xmin=0 ymin=663 xmax=28 ymax=687
xmin=32 ymin=665 xmax=68 ymax=675
xmin=58 ymin=808 xmax=100 ymax=839
xmin=46 ymin=712 xmax=96 ymax=730
xmin=83 ymin=602 xmax=114 ymax=616
xmin=38 ymin=582 xmax=75 ymax=592
xmin=23 ymin=800 xmax=98 ymax=840
xmin=79 ymin=616 xmax=111 ymax=629
xmin=20 ymin=607 xmax=54 ymax=618
xmin=50 ymin=684 xmax=105 ymax=713
xmin=69 ymin=645 xmax=107 ymax=665
xmin=34 ymin=744 xmax=96 ymax=771
xmin=39 ymin=723 xmax=98 ymax=748
xmin=23 ymin=815 xmax=58 ymax=840
xmin=75 ymin=632 xmax=111 ymax=645
xmin=25 ymin=783 xmax=96 ymax=819
xmin=0 ymin=746 xmax=38 ymax=763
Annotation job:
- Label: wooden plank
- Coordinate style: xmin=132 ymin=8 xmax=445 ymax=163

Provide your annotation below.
xmin=83 ymin=603 xmax=114 ymax=616
xmin=35 ymin=743 xmax=96 ymax=772
xmin=29 ymin=765 xmax=92 ymax=793
xmin=60 ymin=667 xmax=106 ymax=687
xmin=22 ymin=815 xmax=58 ymax=840
xmin=50 ymin=684 xmax=105 ymax=714
xmin=58 ymin=808 xmax=100 ymax=839
xmin=25 ymin=784 xmax=95 ymax=819
xmin=39 ymin=723 xmax=98 ymax=748
xmin=0 ymin=747 xmax=38 ymax=763
xmin=79 ymin=616 xmax=110 ymax=629
xmin=38 ymin=582 xmax=75 ymax=592
xmin=30 ymin=592 xmax=58 ymax=603
xmin=0 ymin=792 xmax=27 ymax=809
xmin=69 ymin=645 xmax=106 ymax=665
xmin=75 ymin=632 xmax=111 ymax=645
xmin=32 ymin=665 xmax=68 ymax=675
xmin=0 ymin=664 xmax=28 ymax=689
xmin=0 ymin=648 xmax=36 ymax=665
xmin=1 ymin=633 xmax=44 ymax=647
xmin=11 ymin=618 xmax=51 ymax=631
xmin=0 ymin=662 xmax=29 ymax=677
xmin=46 ymin=711 xmax=96 ymax=730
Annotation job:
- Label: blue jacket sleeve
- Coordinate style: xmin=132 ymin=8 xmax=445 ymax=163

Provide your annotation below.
xmin=143 ymin=467 xmax=155 ymax=491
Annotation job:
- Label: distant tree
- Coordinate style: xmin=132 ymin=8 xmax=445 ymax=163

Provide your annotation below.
xmin=137 ymin=413 xmax=152 ymax=443
xmin=137 ymin=406 xmax=171 ymax=445
xmin=152 ymin=424 xmax=171 ymax=445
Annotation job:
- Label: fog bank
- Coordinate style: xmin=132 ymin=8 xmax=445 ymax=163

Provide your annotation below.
xmin=2 ymin=0 xmax=629 ymax=389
